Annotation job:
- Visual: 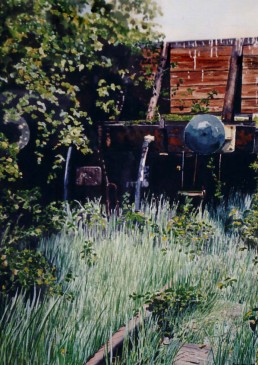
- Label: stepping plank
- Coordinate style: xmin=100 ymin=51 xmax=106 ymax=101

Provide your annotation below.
xmin=174 ymin=344 xmax=212 ymax=365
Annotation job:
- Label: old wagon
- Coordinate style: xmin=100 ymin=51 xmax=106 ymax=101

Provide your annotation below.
xmin=65 ymin=37 xmax=258 ymax=211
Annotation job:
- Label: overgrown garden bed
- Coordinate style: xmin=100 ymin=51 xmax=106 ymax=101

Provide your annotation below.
xmin=0 ymin=195 xmax=257 ymax=364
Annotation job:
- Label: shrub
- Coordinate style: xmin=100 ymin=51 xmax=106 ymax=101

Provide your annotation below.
xmin=0 ymin=188 xmax=67 ymax=298
xmin=130 ymin=285 xmax=205 ymax=337
xmin=0 ymin=246 xmax=58 ymax=297
xmin=242 ymin=193 xmax=258 ymax=250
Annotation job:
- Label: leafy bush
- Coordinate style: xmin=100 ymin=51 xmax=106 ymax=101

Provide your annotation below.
xmin=0 ymin=133 xmax=21 ymax=182
xmin=119 ymin=198 xmax=213 ymax=255
xmin=244 ymin=307 xmax=258 ymax=334
xmin=0 ymin=188 xmax=66 ymax=246
xmin=242 ymin=193 xmax=258 ymax=249
xmin=207 ymin=156 xmax=224 ymax=199
xmin=190 ymin=89 xmax=218 ymax=113
xmin=228 ymin=193 xmax=258 ymax=250
xmin=0 ymin=188 xmax=68 ymax=298
xmin=164 ymin=200 xmax=213 ymax=254
xmin=0 ymin=246 xmax=58 ymax=297
xmin=80 ymin=240 xmax=97 ymax=267
xmin=0 ymin=192 xmax=105 ymax=298
xmin=130 ymin=285 xmax=205 ymax=337
xmin=0 ymin=0 xmax=162 ymax=181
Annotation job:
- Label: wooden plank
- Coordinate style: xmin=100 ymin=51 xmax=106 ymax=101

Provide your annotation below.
xmin=85 ymin=316 xmax=143 ymax=365
xmin=171 ymin=98 xmax=224 ymax=107
xmin=170 ymin=51 xmax=229 ymax=63
xmin=171 ymin=54 xmax=230 ymax=64
xmin=241 ymin=98 xmax=258 ymax=113
xmin=174 ymin=343 xmax=212 ymax=365
xmin=243 ymin=56 xmax=258 ymax=70
xmin=170 ymin=37 xmax=258 ymax=49
xmin=222 ymin=38 xmax=244 ymax=122
xmin=170 ymin=58 xmax=230 ymax=72
xmin=85 ymin=283 xmax=173 ymax=365
xmin=170 ymin=107 xmax=222 ymax=114
xmin=170 ymin=64 xmax=258 ymax=86
xmin=171 ymin=46 xmax=232 ymax=57
xmin=243 ymin=45 xmax=258 ymax=56
xmin=242 ymin=83 xmax=258 ymax=98
xmin=242 ymin=69 xmax=258 ymax=84
xmin=170 ymin=70 xmax=229 ymax=86
xmin=170 ymin=46 xmax=231 ymax=72
xmin=171 ymin=98 xmax=224 ymax=113
xmin=171 ymin=85 xmax=226 ymax=99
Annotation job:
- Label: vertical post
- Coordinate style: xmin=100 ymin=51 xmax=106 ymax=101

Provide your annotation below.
xmin=146 ymin=42 xmax=169 ymax=124
xmin=193 ymin=154 xmax=198 ymax=187
xmin=134 ymin=135 xmax=155 ymax=212
xmin=64 ymin=146 xmax=72 ymax=201
xmin=222 ymin=38 xmax=244 ymax=122
xmin=181 ymin=151 xmax=185 ymax=189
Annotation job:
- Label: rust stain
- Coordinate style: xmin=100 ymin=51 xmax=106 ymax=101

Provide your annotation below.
xmin=76 ymin=167 xmax=102 ymax=186
xmin=235 ymin=127 xmax=255 ymax=152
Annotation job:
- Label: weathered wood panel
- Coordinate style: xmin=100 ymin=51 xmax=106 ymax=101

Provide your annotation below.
xmin=170 ymin=46 xmax=231 ymax=113
xmin=169 ymin=40 xmax=258 ymax=115
xmin=171 ymin=46 xmax=231 ymax=72
xmin=241 ymin=45 xmax=258 ymax=113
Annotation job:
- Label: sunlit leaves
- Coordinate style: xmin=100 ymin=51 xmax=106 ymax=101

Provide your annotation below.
xmin=0 ymin=0 xmax=162 ymax=182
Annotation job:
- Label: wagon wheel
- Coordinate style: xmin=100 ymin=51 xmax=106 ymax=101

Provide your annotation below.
xmin=2 ymin=117 xmax=30 ymax=150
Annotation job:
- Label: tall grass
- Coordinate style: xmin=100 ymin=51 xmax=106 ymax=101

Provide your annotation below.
xmin=0 ymin=194 xmax=257 ymax=364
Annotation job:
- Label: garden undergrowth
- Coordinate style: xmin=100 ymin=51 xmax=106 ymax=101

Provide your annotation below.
xmin=0 ymin=194 xmax=257 ymax=364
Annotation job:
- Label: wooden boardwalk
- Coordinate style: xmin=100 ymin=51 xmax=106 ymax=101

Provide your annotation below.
xmin=174 ymin=343 xmax=212 ymax=365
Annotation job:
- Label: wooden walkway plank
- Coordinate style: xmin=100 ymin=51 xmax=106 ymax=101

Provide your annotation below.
xmin=174 ymin=344 xmax=212 ymax=365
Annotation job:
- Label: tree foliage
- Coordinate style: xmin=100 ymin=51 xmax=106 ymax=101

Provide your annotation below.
xmin=0 ymin=0 xmax=162 ymax=180
xmin=0 ymin=0 xmax=162 ymax=297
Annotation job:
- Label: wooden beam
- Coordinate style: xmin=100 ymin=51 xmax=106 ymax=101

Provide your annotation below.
xmin=169 ymin=37 xmax=258 ymax=49
xmin=222 ymin=38 xmax=244 ymax=122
